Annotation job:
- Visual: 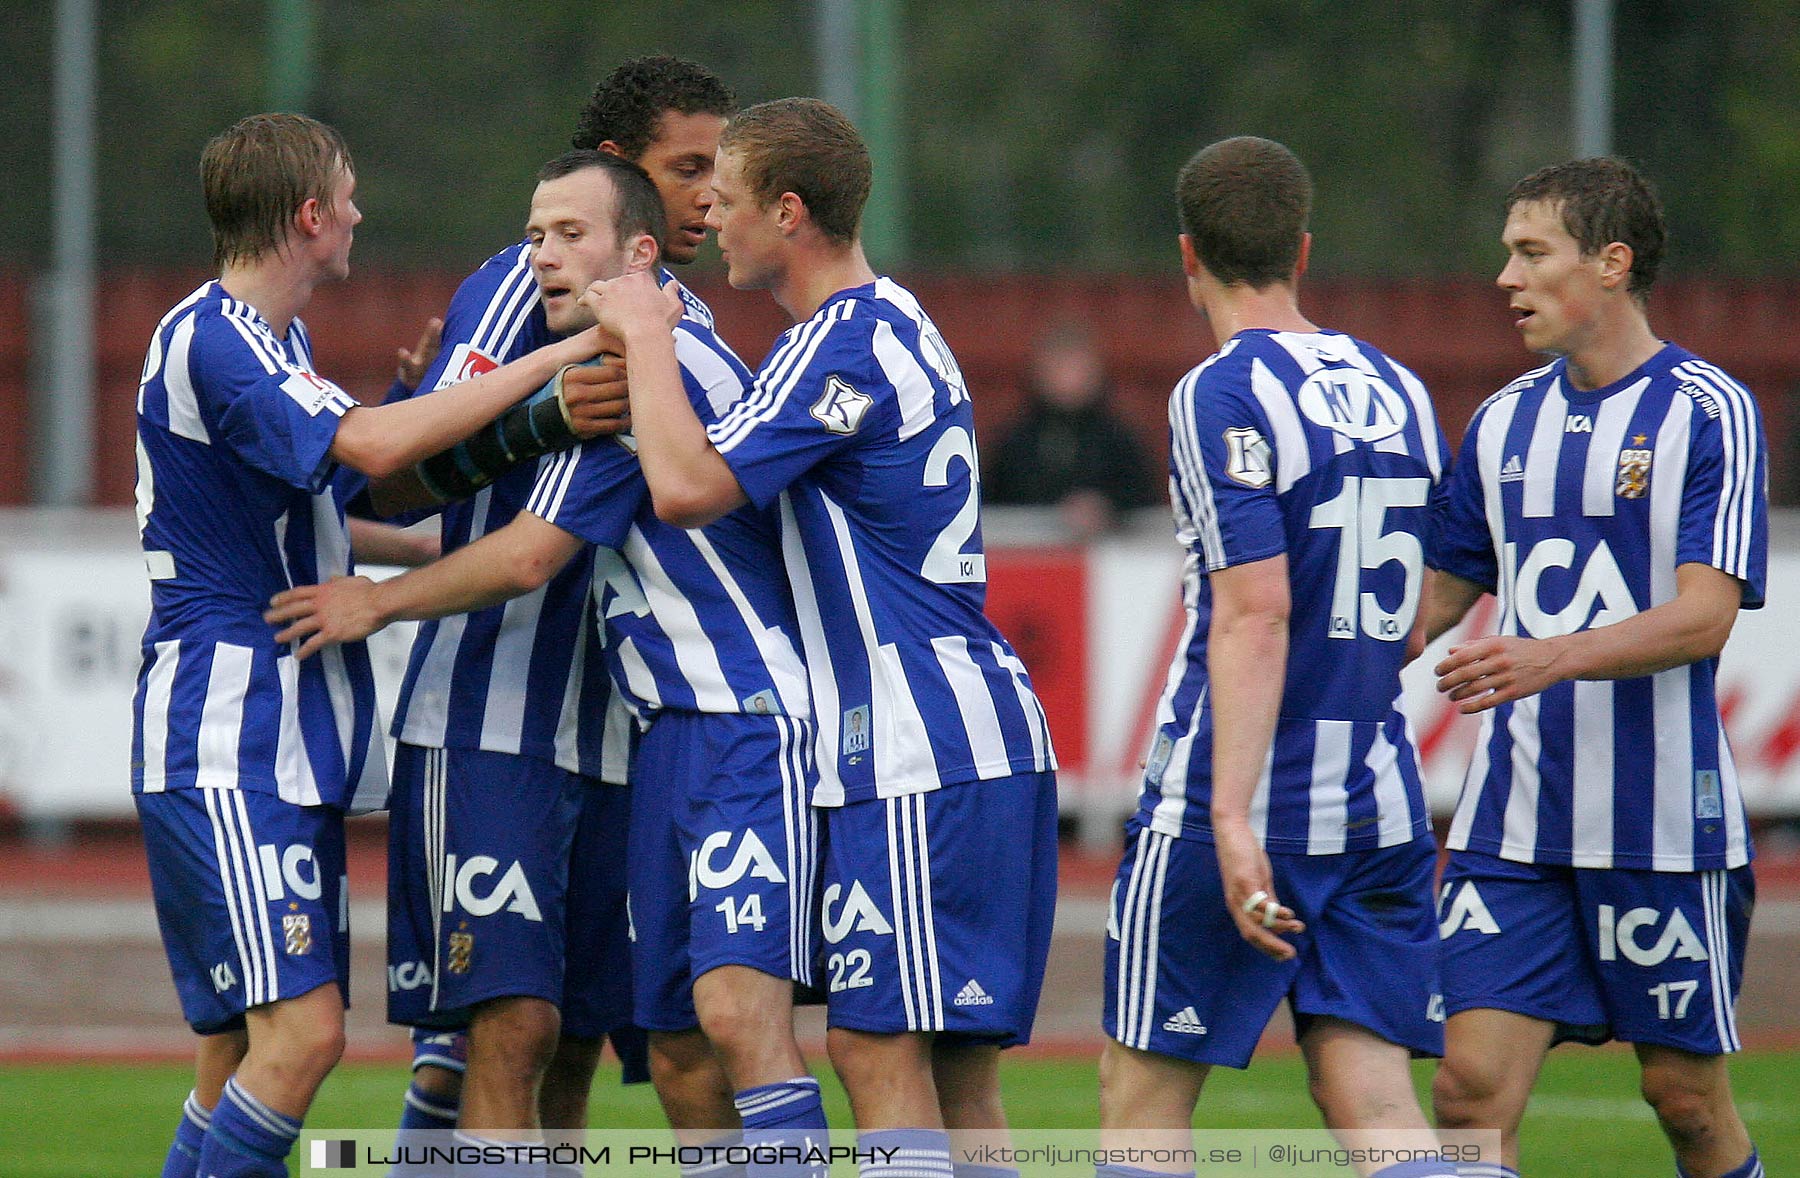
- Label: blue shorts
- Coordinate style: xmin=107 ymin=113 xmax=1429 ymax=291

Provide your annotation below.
xmin=137 ymin=788 xmax=349 ymax=1035
xmin=1104 ymin=821 xmax=1443 ymax=1068
xmin=561 ymin=779 xmax=636 ymax=1039
xmin=818 ymin=771 xmax=1058 ymax=1046
xmin=628 ymin=711 xmax=820 ymax=1031
xmin=1438 ymin=850 xmax=1754 ymax=1054
xmin=387 ymin=744 xmax=588 ymax=1027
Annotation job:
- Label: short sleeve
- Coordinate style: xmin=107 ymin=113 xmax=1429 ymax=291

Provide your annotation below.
xmin=1426 ymin=422 xmax=1499 ymax=592
xmin=1676 ymin=391 xmax=1769 ymax=608
xmin=525 ymin=436 xmax=646 ymax=549
xmin=197 ymin=313 xmax=355 ymax=493
xmin=706 ymin=314 xmax=880 ymax=510
xmin=1170 ymin=364 xmax=1285 ymax=571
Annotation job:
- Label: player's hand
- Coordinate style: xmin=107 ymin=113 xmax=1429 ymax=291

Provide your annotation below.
xmin=265 ymin=576 xmax=385 ymax=661
xmin=396 ymin=317 xmax=443 ymax=391
xmin=559 ymin=354 xmax=631 ymax=439
xmin=1434 ymin=634 xmax=1564 ymax=714
xmin=1213 ymin=821 xmax=1304 ymax=961
xmin=581 ymin=271 xmax=684 ymax=340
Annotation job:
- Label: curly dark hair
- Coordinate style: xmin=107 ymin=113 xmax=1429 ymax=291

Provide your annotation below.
xmin=570 ymin=55 xmax=734 ymax=159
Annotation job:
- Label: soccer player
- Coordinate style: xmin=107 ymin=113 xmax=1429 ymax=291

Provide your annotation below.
xmin=134 ymin=112 xmax=611 ymax=1178
xmin=346 ymin=56 xmax=741 ymax=1168
xmin=270 ymin=145 xmax=831 ymax=1176
xmin=1092 ymin=137 xmax=1455 ymax=1178
xmin=1419 ymin=158 xmax=1767 ymax=1178
xmin=583 ymin=97 xmax=1059 ymax=1178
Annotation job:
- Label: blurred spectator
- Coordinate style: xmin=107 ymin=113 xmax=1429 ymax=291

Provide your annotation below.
xmin=984 ymin=320 xmax=1159 ymax=538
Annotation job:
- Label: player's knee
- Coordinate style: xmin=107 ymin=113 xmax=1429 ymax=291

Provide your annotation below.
xmin=1640 ymin=1065 xmax=1722 ymax=1149
xmin=649 ymin=1030 xmax=722 ymax=1090
xmin=1431 ymin=1054 xmax=1501 ymax=1128
xmin=470 ymin=998 xmax=561 ymax=1076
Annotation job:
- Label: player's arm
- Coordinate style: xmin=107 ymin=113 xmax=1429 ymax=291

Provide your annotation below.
xmin=365 ymin=358 xmax=632 ymax=517
xmin=265 ymin=513 xmax=585 ymax=660
xmin=346 ymin=517 xmax=440 ymax=568
xmin=1435 ymin=562 xmax=1743 ymax=715
xmin=329 ymin=326 xmax=607 ymax=479
xmin=1207 ymin=553 xmax=1306 ymax=962
xmin=1404 ymin=568 xmax=1488 ymax=664
xmin=585 ymin=272 xmax=748 ymax=528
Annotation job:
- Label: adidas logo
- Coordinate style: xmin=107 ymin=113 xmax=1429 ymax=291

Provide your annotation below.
xmin=1162 ymin=1006 xmax=1208 ymax=1035
xmin=953 ymin=979 xmax=994 ymax=1007
xmin=1499 ymin=454 xmax=1525 ymax=483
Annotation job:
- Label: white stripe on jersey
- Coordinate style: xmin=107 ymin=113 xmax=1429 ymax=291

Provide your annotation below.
xmin=621 ymin=529 xmax=738 ymax=713
xmin=219 ymin=303 xmax=285 ymax=375
xmin=482 ymin=591 xmax=549 ymax=748
xmin=526 ymin=449 xmax=580 ymax=520
xmin=462 ymin=257 xmax=539 ymax=368
xmin=273 ymin=652 xmax=317 ymax=808
xmin=781 ymin=493 xmax=844 ymax=802
xmin=991 ymin=642 xmax=1054 ymax=770
xmin=1246 ymin=358 xmax=1311 ymax=494
xmin=710 ymin=303 xmax=856 ymax=451
xmin=1366 ymin=719 xmax=1417 ymax=847
xmin=1306 ymin=721 xmax=1352 ymax=856
xmin=1169 ymin=365 xmax=1227 ymax=571
xmin=872 ymin=317 xmax=939 ymax=442
xmin=1676 ymin=361 xmax=1760 ymax=580
xmin=197 ymin=645 xmax=253 ymax=789
xmin=686 ymin=529 xmax=812 ymax=715
xmin=930 ymin=636 xmax=1009 ymax=776
xmin=1582 ymin=378 xmax=1648 ymax=515
xmin=613 ymin=637 xmax=661 ymax=712
xmin=1522 ymin=378 xmax=1568 ymax=519
xmin=162 ymin=314 xmax=210 ymax=445
xmin=1498 ymin=696 xmax=1543 ymax=857
xmin=139 ymin=641 xmax=180 ymax=792
xmin=1570 ymin=679 xmax=1615 ymax=863
xmin=675 ymin=329 xmax=749 ymax=418
xmin=1392 ymin=365 xmax=1445 ymax=481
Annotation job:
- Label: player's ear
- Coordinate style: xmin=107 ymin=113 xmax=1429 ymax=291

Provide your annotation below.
xmin=627 ymin=231 xmax=658 ymax=272
xmin=1597 ymin=241 xmax=1634 ymax=291
xmin=294 ymin=196 xmax=325 ymax=240
xmin=775 ymin=191 xmax=807 ymax=236
xmin=1178 ymin=234 xmax=1201 ymax=279
xmin=1294 ymin=232 xmax=1312 ymax=280
xmin=595 ymin=140 xmax=627 ymax=160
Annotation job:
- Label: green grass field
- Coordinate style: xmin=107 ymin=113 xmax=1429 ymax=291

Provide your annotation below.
xmin=2 ymin=1049 xmax=1794 ymax=1176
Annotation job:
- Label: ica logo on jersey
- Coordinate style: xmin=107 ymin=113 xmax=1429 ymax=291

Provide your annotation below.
xmin=1508 ymin=538 xmax=1638 ymax=638
xmin=1296 ymin=369 xmax=1409 ymax=442
xmin=821 ymin=880 xmax=894 ymax=944
xmin=1597 ymin=904 xmax=1708 ymax=966
xmin=689 ymin=829 xmax=787 ymax=897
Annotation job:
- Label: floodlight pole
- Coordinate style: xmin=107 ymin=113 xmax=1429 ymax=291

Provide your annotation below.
xmin=1573 ymin=0 xmax=1613 ymax=157
xmin=815 ymin=0 xmax=907 ymax=267
xmin=34 ymin=0 xmax=97 ymax=506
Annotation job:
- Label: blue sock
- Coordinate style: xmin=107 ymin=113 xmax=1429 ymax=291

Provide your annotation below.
xmin=1684 ymin=1148 xmax=1763 ymax=1178
xmin=858 ymin=1129 xmax=952 ymax=1178
xmin=956 ymin=1164 xmax=1022 ymax=1178
xmin=451 ymin=1130 xmax=544 ymax=1178
xmin=1457 ymin=1166 xmax=1520 ymax=1178
xmin=682 ymin=1131 xmax=749 ymax=1178
xmin=389 ymin=1081 xmax=460 ymax=1177
xmin=1094 ymin=1166 xmax=1192 ymax=1178
xmin=160 ymin=1090 xmax=211 ymax=1178
xmin=735 ymin=1077 xmax=830 ymax=1178
xmin=198 ymin=1078 xmax=300 ymax=1178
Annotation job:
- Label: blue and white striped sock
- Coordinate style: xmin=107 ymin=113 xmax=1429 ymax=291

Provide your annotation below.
xmin=160 ymin=1090 xmax=211 ymax=1178
xmin=736 ymin=1077 xmax=830 ymax=1178
xmin=858 ymin=1128 xmax=953 ymax=1178
xmin=451 ymin=1130 xmax=544 ymax=1178
xmin=198 ymin=1078 xmax=300 ymax=1178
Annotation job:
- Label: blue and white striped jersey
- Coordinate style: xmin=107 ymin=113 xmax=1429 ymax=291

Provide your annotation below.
xmin=132 ymin=281 xmax=387 ymax=812
xmin=708 ymin=278 xmax=1056 ymax=806
xmin=525 ymin=298 xmax=810 ymax=721
xmin=387 ymin=244 xmax=631 ymax=782
xmin=1429 ymin=343 xmax=1768 ymax=871
xmin=1140 ymin=329 xmax=1448 ymax=854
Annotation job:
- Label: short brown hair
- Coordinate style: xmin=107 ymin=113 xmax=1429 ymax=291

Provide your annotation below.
xmin=201 ymin=113 xmax=352 ymax=269
xmin=537 ymin=150 xmax=667 ymax=256
xmin=718 ymin=98 xmax=870 ymax=245
xmin=1176 ymin=136 xmax=1311 ymax=288
xmin=1506 ymin=157 xmax=1666 ymax=297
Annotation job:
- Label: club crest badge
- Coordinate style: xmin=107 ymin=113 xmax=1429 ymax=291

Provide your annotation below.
xmin=1616 ymin=442 xmax=1652 ymax=499
xmin=282 ymin=913 xmax=313 ymax=956
xmin=448 ymin=930 xmax=474 ymax=975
